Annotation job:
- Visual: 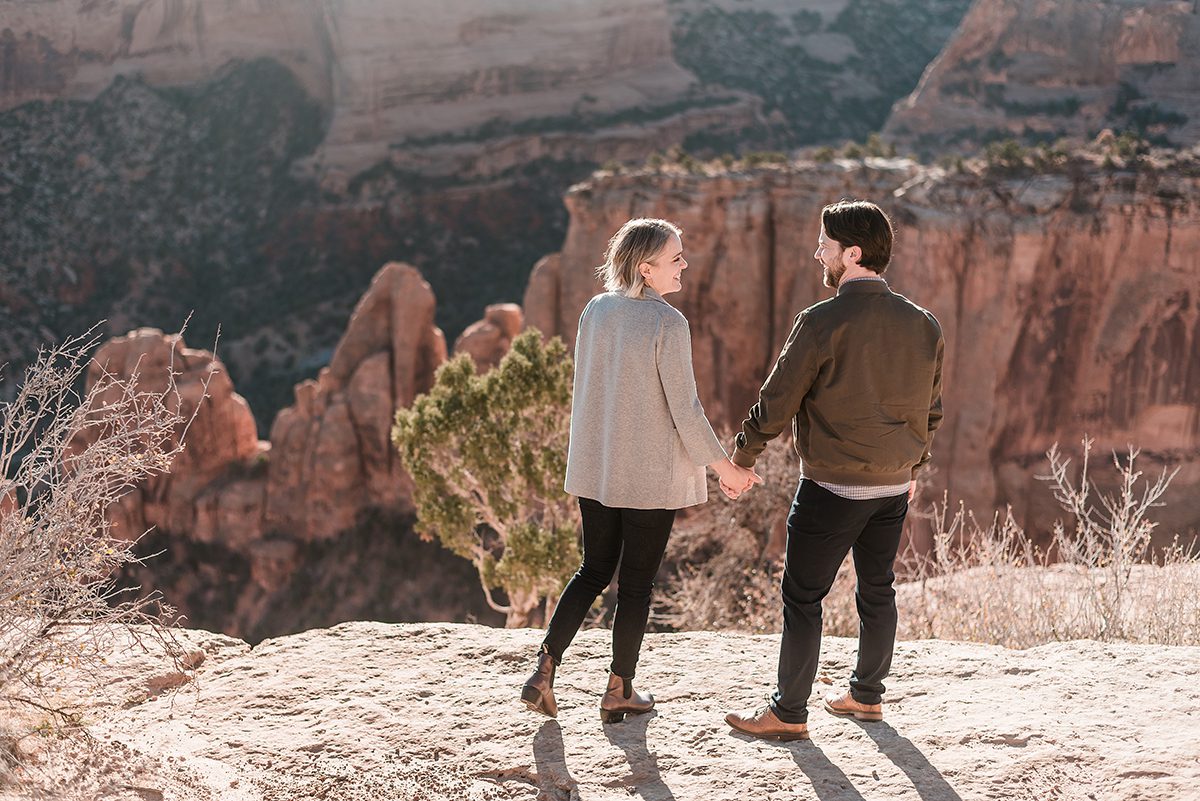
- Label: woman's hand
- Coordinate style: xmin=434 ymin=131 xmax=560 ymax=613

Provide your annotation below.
xmin=712 ymin=458 xmax=763 ymax=500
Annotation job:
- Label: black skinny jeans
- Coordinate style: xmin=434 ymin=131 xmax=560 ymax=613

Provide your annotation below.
xmin=771 ymin=480 xmax=909 ymax=724
xmin=542 ymin=497 xmax=676 ymax=679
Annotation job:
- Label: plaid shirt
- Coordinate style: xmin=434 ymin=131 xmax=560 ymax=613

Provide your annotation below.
xmin=807 ymin=475 xmax=910 ymax=500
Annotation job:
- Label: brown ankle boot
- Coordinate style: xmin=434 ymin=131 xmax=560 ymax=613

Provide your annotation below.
xmin=599 ymin=672 xmax=654 ymax=723
xmin=520 ymin=645 xmax=558 ymax=718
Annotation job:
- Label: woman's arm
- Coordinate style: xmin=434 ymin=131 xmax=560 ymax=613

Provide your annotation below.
xmin=656 ymin=312 xmax=761 ymax=496
xmin=655 ymin=312 xmax=726 ymax=467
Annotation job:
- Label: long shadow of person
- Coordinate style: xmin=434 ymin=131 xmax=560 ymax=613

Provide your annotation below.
xmin=729 ymin=732 xmax=867 ymax=801
xmin=851 ymin=720 xmax=963 ymax=801
xmin=532 ymin=720 xmax=579 ymax=799
xmin=602 ymin=711 xmax=676 ymax=801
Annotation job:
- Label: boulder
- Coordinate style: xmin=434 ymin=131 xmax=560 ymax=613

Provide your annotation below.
xmin=453 ymin=303 xmax=524 ymax=371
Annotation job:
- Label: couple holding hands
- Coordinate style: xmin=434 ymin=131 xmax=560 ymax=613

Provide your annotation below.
xmin=522 ymin=200 xmax=944 ymax=741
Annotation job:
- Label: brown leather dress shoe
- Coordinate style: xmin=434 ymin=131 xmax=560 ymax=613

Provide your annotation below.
xmin=520 ymin=646 xmax=558 ymax=718
xmin=599 ymin=672 xmax=654 ymax=724
xmin=725 ymin=706 xmax=810 ymax=741
xmin=823 ymin=691 xmax=883 ymax=721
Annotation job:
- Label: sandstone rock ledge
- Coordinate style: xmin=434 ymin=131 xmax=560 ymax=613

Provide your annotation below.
xmin=18 ymin=623 xmax=1200 ymax=801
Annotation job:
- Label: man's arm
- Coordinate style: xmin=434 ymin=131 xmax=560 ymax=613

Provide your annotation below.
xmin=911 ymin=331 xmax=944 ymax=479
xmin=731 ymin=312 xmax=820 ymax=468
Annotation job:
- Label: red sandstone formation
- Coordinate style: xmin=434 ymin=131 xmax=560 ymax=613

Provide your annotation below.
xmin=80 ymin=162 xmax=1200 ymax=638
xmin=453 ymin=303 xmax=524 ymax=372
xmin=885 ymin=0 xmax=1199 ymax=152
xmin=76 ymin=329 xmax=264 ymax=547
xmin=0 ymin=481 xmax=17 ymax=521
xmin=266 ymin=263 xmax=447 ymax=542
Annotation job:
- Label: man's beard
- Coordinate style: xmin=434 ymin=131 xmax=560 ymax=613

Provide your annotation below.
xmin=822 ymin=260 xmax=845 ymax=288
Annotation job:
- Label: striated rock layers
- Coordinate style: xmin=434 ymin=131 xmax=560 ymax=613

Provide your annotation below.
xmin=0 ymin=0 xmax=978 ymax=178
xmin=95 ymin=264 xmax=501 ymax=642
xmin=0 ymin=0 xmax=749 ymax=179
xmin=524 ymin=160 xmax=1200 ymax=542
xmin=0 ymin=1 xmax=334 ymax=110
xmin=885 ymin=0 xmax=1200 ymax=153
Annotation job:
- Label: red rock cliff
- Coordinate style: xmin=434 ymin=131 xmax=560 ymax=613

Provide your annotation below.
xmin=77 ymin=328 xmax=264 ymax=547
xmin=884 ymin=0 xmax=1200 ymax=152
xmin=524 ymin=160 xmax=1200 ymax=542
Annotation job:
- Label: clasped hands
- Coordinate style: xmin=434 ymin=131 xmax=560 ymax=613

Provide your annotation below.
xmin=716 ymin=460 xmax=763 ymax=501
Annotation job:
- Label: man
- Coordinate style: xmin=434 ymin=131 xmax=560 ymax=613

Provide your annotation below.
xmin=723 ymin=199 xmax=944 ymax=741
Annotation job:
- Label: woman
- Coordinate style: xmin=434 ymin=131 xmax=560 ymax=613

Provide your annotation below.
xmin=521 ymin=217 xmax=761 ymax=723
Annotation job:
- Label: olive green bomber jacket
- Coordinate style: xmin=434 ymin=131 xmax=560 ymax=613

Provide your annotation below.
xmin=731 ymin=280 xmax=944 ymax=486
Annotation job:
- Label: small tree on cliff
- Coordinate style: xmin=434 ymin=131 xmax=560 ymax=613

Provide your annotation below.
xmin=391 ymin=329 xmax=579 ymax=627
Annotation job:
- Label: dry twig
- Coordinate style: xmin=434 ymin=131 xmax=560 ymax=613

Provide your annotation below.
xmin=0 ymin=325 xmax=208 ymax=742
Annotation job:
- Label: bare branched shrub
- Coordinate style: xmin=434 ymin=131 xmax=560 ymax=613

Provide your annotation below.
xmin=0 ymin=328 xmax=203 ymax=758
xmin=898 ymin=504 xmax=1069 ymax=647
xmin=1041 ymin=438 xmax=1181 ymax=638
xmin=659 ymin=436 xmax=1198 ymax=649
xmin=656 ymin=521 xmax=780 ymax=634
xmin=899 ymin=437 xmax=1198 ymax=648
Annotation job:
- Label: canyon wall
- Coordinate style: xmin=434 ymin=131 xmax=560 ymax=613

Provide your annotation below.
xmin=885 ymin=0 xmax=1200 ymax=153
xmin=525 ymin=159 xmax=1200 ymax=542
xmin=10 ymin=1 xmax=1199 ymax=637
xmin=0 ymin=1 xmax=333 ymax=109
xmin=0 ymin=0 xmax=750 ymax=179
xmin=0 ymin=0 xmax=975 ymax=422
xmin=0 ymin=0 xmax=975 ymax=176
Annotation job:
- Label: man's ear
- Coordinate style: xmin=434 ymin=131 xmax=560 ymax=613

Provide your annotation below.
xmin=844 ymin=245 xmax=862 ymax=267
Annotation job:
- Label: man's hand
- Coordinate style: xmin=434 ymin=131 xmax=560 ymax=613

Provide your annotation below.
xmin=715 ymin=461 xmax=763 ymax=500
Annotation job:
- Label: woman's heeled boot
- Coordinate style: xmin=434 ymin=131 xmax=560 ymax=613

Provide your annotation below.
xmin=599 ymin=672 xmax=654 ymax=723
xmin=520 ymin=645 xmax=558 ymax=718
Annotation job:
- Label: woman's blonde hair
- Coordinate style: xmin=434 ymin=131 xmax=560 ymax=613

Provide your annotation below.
xmin=595 ymin=218 xmax=682 ymax=297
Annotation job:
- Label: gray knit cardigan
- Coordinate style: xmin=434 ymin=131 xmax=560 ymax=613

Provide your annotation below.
xmin=563 ymin=289 xmax=727 ymax=510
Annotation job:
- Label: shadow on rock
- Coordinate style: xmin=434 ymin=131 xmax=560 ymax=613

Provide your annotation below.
xmin=532 ymin=720 xmax=579 ymax=801
xmin=854 ymin=720 xmax=963 ymax=801
xmin=729 ymin=730 xmax=867 ymax=801
xmin=602 ymin=710 xmax=675 ymax=801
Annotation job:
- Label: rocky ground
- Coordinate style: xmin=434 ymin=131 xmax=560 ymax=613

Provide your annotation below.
xmin=3 ymin=622 xmax=1198 ymax=800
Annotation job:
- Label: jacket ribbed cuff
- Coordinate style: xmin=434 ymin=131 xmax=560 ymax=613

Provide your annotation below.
xmin=730 ymin=449 xmax=757 ymax=469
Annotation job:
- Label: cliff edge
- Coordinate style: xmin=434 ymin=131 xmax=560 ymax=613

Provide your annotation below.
xmin=11 ymin=623 xmax=1199 ymax=800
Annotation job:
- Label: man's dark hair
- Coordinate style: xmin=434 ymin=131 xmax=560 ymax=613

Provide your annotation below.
xmin=821 ymin=200 xmax=895 ymax=273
